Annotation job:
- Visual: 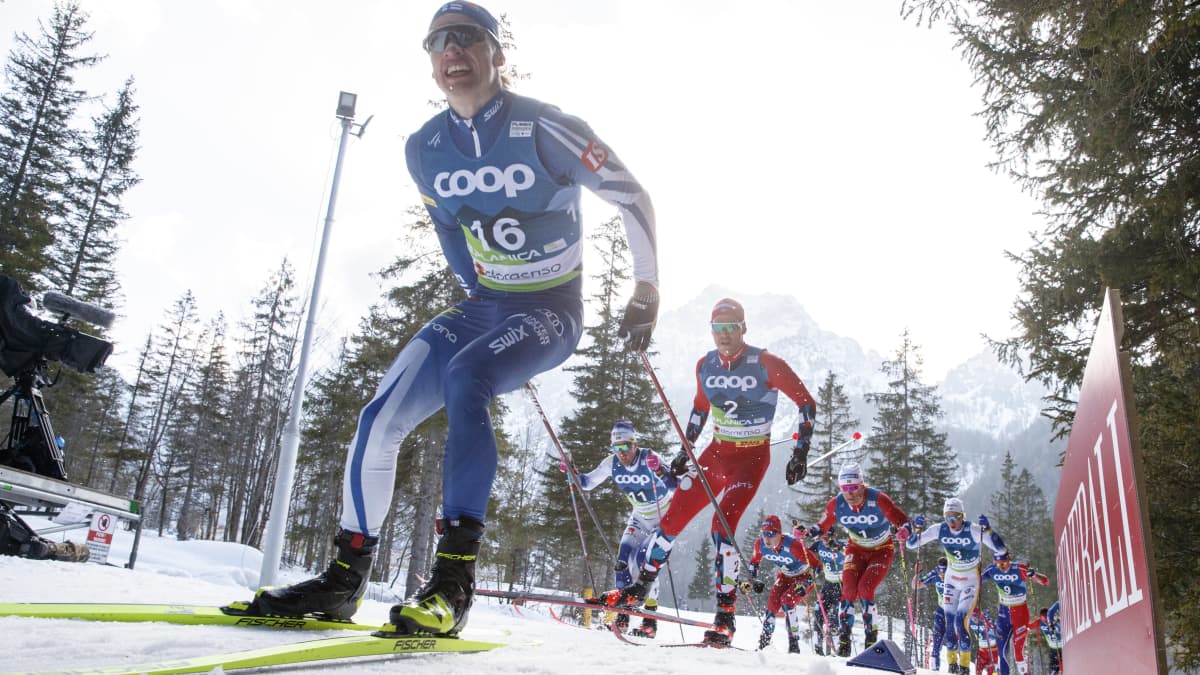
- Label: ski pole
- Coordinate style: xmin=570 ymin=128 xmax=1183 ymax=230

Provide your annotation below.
xmin=561 ymin=455 xmax=598 ymax=592
xmin=814 ymin=584 xmax=834 ymax=655
xmin=787 ymin=432 xmax=864 ymax=495
xmin=636 ymin=351 xmax=763 ymax=622
xmin=524 ymin=382 xmax=616 ymax=584
xmin=648 ymin=462 xmax=687 ymax=642
xmin=806 ymin=431 xmax=863 ymax=468
xmin=895 ymin=536 xmax=917 ymax=645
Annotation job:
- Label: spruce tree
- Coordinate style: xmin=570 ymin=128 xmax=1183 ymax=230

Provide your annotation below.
xmin=864 ymin=330 xmax=957 ymax=520
xmin=792 ymin=371 xmax=860 ymax=523
xmin=173 ymin=316 xmax=232 ymax=541
xmin=50 ymin=76 xmax=139 ymax=304
xmin=0 ymin=0 xmax=101 ymax=285
xmin=863 ymin=331 xmax=957 ymax=628
xmin=988 ymin=452 xmax=1055 ymax=595
xmin=225 ymin=261 xmax=299 ymax=545
xmin=129 ymin=291 xmax=200 ymax=505
xmin=686 ymin=536 xmax=714 ymax=612
xmin=902 ymin=2 xmax=1199 ymax=661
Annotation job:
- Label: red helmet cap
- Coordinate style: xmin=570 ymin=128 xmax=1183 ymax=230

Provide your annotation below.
xmin=761 ymin=515 xmax=783 ymax=536
xmin=711 ymin=298 xmax=745 ymax=322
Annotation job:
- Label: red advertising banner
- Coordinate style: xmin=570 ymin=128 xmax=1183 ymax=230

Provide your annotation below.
xmin=1054 ymin=289 xmax=1165 ymax=672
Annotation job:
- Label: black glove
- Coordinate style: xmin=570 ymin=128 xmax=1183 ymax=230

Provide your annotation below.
xmin=737 ymin=577 xmax=765 ymax=594
xmin=785 ymin=443 xmax=810 ymax=485
xmin=617 ymin=282 xmax=659 ymax=352
xmin=793 ymin=574 xmax=813 ymax=596
xmin=670 ymin=449 xmax=692 ymax=477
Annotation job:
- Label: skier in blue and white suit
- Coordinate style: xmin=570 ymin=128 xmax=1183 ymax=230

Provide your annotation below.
xmin=574 ymin=421 xmax=675 ymax=637
xmin=906 ymin=497 xmax=1007 ymax=674
xmin=250 ymin=2 xmax=659 ymax=640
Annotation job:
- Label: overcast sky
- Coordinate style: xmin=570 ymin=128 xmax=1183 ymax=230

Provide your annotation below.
xmin=3 ymin=0 xmax=1044 ymax=382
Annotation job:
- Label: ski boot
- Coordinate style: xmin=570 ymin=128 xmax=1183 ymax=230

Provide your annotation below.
xmin=609 ymin=612 xmax=630 ymax=634
xmin=594 ymin=569 xmax=657 ymax=609
xmin=702 ymin=592 xmax=737 ymax=646
xmin=864 ymin=625 xmax=878 ymax=647
xmin=788 ymin=636 xmax=801 ymax=654
xmin=837 ymin=624 xmax=852 ymax=657
xmin=387 ymin=517 xmax=482 ymax=636
xmin=757 ymin=625 xmax=773 ymax=650
xmin=813 ymin=642 xmax=824 ymax=656
xmin=630 ymin=598 xmax=658 ymax=637
xmin=631 ymin=616 xmax=656 ymax=638
xmin=246 ymin=529 xmax=376 ymax=621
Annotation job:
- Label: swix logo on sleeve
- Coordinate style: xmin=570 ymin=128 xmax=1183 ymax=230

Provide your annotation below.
xmin=705 ymin=375 xmax=758 ymax=391
xmin=581 ymin=140 xmax=608 ymax=172
xmin=434 ymin=163 xmax=535 ymax=198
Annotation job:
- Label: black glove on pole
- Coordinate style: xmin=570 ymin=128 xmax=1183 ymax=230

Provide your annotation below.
xmin=617 ymin=282 xmax=659 ymax=352
xmin=785 ymin=445 xmax=810 ymax=484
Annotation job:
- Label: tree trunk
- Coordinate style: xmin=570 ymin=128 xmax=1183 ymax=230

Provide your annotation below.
xmin=405 ymin=431 xmax=444 ymax=597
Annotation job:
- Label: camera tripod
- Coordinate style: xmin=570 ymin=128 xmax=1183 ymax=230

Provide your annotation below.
xmin=0 ymin=358 xmax=68 ymax=482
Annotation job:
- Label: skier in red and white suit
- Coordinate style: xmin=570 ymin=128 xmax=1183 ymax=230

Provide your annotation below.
xmin=597 ymin=298 xmax=817 ymax=647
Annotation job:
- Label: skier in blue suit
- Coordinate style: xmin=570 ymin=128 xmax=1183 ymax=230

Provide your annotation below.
xmin=572 ymin=421 xmax=675 ymax=637
xmin=249 ymin=1 xmax=659 ymax=638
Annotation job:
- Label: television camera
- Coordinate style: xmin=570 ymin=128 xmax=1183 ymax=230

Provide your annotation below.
xmin=0 ymin=275 xmax=114 ymax=481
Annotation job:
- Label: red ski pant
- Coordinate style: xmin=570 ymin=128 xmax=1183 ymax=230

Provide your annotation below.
xmin=997 ymin=603 xmax=1032 ymax=675
xmin=840 ymin=541 xmax=895 ymax=604
xmin=976 ymin=644 xmax=998 ymax=673
xmin=658 ymin=440 xmax=770 ymax=537
xmin=766 ymin=572 xmax=813 ymax=614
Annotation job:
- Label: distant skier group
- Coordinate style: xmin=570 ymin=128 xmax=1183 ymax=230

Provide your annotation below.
xmin=228 ymin=3 xmax=1061 ymax=673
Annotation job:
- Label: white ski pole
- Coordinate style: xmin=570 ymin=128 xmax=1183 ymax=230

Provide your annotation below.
xmin=806 ymin=432 xmax=863 ymax=468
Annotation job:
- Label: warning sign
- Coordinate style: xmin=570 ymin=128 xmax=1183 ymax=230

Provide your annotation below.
xmin=86 ymin=512 xmax=114 ymax=564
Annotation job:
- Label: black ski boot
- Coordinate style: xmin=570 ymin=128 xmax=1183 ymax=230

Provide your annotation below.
xmin=788 ymin=636 xmax=801 ymax=654
xmin=631 ymin=616 xmax=657 ymax=638
xmin=610 ymin=612 xmax=630 ymax=634
xmin=246 ymin=529 xmax=376 ymax=621
xmin=864 ymin=626 xmax=878 ymax=647
xmin=702 ymin=592 xmax=737 ymax=646
xmin=837 ymin=624 xmax=852 ymax=657
xmin=630 ymin=599 xmax=658 ymax=637
xmin=388 ymin=517 xmax=482 ymax=636
xmin=594 ymin=569 xmax=657 ymax=608
xmin=757 ymin=626 xmax=773 ymax=650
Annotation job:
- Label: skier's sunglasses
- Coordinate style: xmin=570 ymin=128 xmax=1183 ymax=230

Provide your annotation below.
xmin=611 ymin=442 xmax=633 ymax=454
xmin=945 ymin=512 xmax=964 ymax=523
xmin=761 ymin=528 xmax=781 ymax=537
xmin=711 ymin=322 xmax=743 ymax=334
xmin=423 ymin=24 xmax=493 ymax=53
xmin=840 ymin=484 xmax=861 ymax=493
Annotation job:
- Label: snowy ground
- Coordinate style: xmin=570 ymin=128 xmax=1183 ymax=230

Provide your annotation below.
xmin=0 ymin=523 xmax=939 ymax=674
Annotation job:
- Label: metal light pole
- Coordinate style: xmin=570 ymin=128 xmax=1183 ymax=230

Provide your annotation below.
xmin=259 ymin=92 xmax=371 ymax=587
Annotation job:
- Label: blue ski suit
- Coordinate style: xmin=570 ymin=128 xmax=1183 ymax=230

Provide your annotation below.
xmin=340 ymin=90 xmax=657 ymax=535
